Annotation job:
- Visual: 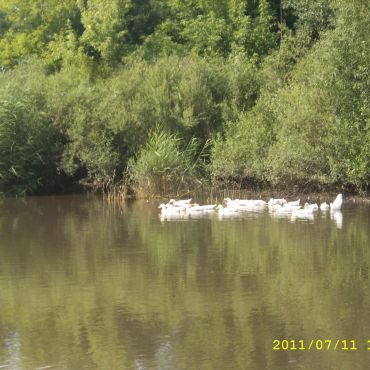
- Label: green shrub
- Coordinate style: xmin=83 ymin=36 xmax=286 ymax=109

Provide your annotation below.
xmin=211 ymin=0 xmax=370 ymax=193
xmin=0 ymin=89 xmax=60 ymax=195
xmin=128 ymin=129 xmax=206 ymax=197
xmin=210 ymin=103 xmax=274 ymax=186
xmin=54 ymin=73 xmax=121 ymax=190
xmin=60 ymin=55 xmax=260 ymax=191
xmin=266 ymin=0 xmax=370 ymax=192
xmin=0 ymin=0 xmax=368 ymax=197
xmin=266 ymin=83 xmax=333 ymax=188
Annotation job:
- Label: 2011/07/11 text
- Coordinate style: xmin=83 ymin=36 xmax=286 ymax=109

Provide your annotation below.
xmin=272 ymin=339 xmax=370 ymax=351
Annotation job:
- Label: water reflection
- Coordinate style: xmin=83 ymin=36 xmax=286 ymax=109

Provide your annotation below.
xmin=331 ymin=210 xmax=343 ymax=229
xmin=0 ymin=195 xmax=369 ymax=370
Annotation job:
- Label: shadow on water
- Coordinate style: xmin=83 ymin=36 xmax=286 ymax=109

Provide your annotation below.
xmin=0 ymin=195 xmax=369 ymax=369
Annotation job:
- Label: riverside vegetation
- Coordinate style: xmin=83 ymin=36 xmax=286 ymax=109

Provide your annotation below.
xmin=0 ymin=0 xmax=369 ymax=197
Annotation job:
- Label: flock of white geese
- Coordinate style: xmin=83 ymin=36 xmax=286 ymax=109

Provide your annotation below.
xmin=159 ymin=194 xmax=343 ymax=224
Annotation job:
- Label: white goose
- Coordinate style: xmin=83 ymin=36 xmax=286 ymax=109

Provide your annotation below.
xmin=268 ymin=198 xmax=287 ymax=206
xmin=168 ymin=198 xmax=192 ymax=207
xmin=269 ymin=204 xmax=282 ymax=212
xmin=330 ymin=194 xmax=343 ymax=211
xmin=274 ymin=204 xmax=302 ymax=215
xmin=304 ymin=203 xmax=319 ymax=211
xmin=291 ymin=207 xmax=315 ymax=219
xmin=250 ymin=199 xmax=267 ymax=207
xmin=320 ymin=202 xmax=330 ymax=211
xmin=286 ymin=199 xmax=300 ymax=206
xmin=217 ymin=205 xmax=241 ymax=216
xmin=185 ymin=204 xmax=217 ymax=214
xmin=225 ymin=198 xmax=267 ymax=211
xmin=224 ymin=198 xmax=250 ymax=207
xmin=158 ymin=203 xmax=185 ymax=216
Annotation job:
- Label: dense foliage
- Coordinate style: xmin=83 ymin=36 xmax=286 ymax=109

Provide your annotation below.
xmin=0 ymin=0 xmax=369 ymax=196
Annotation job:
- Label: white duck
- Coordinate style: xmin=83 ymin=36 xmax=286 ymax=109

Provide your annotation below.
xmin=168 ymin=198 xmax=192 ymax=206
xmin=225 ymin=198 xmax=267 ymax=211
xmin=185 ymin=204 xmax=217 ymax=214
xmin=224 ymin=198 xmax=251 ymax=207
xmin=268 ymin=198 xmax=287 ymax=206
xmin=274 ymin=204 xmax=301 ymax=215
xmin=273 ymin=208 xmax=293 ymax=217
xmin=304 ymin=203 xmax=319 ymax=211
xmin=320 ymin=202 xmax=330 ymax=211
xmin=286 ymin=199 xmax=300 ymax=207
xmin=330 ymin=194 xmax=343 ymax=211
xmin=269 ymin=204 xmax=282 ymax=212
xmin=291 ymin=207 xmax=315 ymax=219
xmin=250 ymin=199 xmax=267 ymax=207
xmin=159 ymin=203 xmax=185 ymax=216
xmin=217 ymin=205 xmax=240 ymax=216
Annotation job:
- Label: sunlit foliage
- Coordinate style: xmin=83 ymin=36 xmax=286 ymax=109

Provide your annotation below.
xmin=0 ymin=0 xmax=368 ymax=195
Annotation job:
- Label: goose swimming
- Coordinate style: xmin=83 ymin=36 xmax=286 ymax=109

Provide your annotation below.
xmin=250 ymin=199 xmax=267 ymax=207
xmin=330 ymin=194 xmax=343 ymax=211
xmin=224 ymin=198 xmax=251 ymax=207
xmin=304 ymin=203 xmax=319 ymax=211
xmin=268 ymin=198 xmax=287 ymax=206
xmin=269 ymin=204 xmax=282 ymax=212
xmin=185 ymin=204 xmax=217 ymax=214
xmin=168 ymin=198 xmax=192 ymax=206
xmin=224 ymin=198 xmax=267 ymax=207
xmin=286 ymin=199 xmax=300 ymax=206
xmin=320 ymin=202 xmax=330 ymax=211
xmin=273 ymin=204 xmax=302 ymax=215
xmin=217 ymin=204 xmax=243 ymax=215
xmin=291 ymin=207 xmax=314 ymax=218
xmin=291 ymin=208 xmax=315 ymax=222
xmin=158 ymin=203 xmax=186 ymax=216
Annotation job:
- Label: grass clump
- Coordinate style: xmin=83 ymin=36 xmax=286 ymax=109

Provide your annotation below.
xmin=128 ymin=129 xmax=206 ymax=197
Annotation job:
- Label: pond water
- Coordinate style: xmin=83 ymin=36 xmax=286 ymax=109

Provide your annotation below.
xmin=0 ymin=195 xmax=370 ymax=370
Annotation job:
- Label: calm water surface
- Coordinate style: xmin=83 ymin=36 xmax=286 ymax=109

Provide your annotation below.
xmin=0 ymin=195 xmax=370 ymax=370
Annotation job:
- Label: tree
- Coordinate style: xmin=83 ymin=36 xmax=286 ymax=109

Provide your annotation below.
xmin=0 ymin=0 xmax=80 ymax=68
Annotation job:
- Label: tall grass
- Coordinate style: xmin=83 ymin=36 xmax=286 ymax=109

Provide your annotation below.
xmin=128 ymin=129 xmax=207 ymax=197
xmin=0 ymin=88 xmax=60 ymax=195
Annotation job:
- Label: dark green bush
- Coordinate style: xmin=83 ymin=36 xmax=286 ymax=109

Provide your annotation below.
xmin=211 ymin=0 xmax=370 ymax=193
xmin=59 ymin=55 xmax=260 ymax=191
xmin=0 ymin=82 xmax=60 ymax=195
xmin=210 ymin=99 xmax=275 ymax=185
